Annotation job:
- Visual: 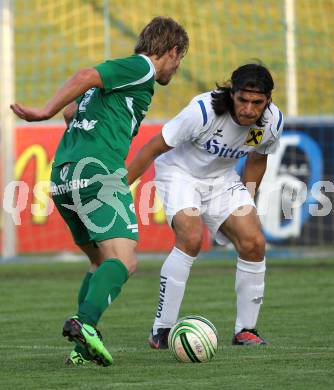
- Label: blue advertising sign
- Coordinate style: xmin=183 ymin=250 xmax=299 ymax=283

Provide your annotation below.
xmin=237 ymin=119 xmax=334 ymax=245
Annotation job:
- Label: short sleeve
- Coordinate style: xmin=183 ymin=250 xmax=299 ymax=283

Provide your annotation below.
xmin=95 ymin=55 xmax=153 ymax=93
xmin=257 ymin=108 xmax=284 ymax=155
xmin=162 ymin=99 xmax=209 ymax=147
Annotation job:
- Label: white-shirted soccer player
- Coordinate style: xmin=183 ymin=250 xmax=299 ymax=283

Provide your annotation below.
xmin=127 ymin=63 xmax=284 ymax=347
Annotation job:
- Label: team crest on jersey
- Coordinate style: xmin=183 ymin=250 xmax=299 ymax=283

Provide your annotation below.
xmin=244 ymin=128 xmax=264 ymax=146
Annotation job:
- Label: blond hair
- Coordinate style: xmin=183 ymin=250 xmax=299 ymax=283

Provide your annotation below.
xmin=134 ymin=16 xmax=189 ymax=58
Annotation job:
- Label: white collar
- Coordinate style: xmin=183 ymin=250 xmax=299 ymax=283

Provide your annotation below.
xmin=138 ymin=54 xmax=157 ymax=76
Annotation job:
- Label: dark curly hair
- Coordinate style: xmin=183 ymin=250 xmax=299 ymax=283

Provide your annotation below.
xmin=211 ymin=63 xmax=274 ymax=127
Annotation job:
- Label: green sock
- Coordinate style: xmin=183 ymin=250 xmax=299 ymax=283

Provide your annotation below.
xmin=74 ymin=271 xmax=93 ymax=359
xmin=78 ymin=259 xmax=129 ymax=326
xmin=77 ymin=272 xmax=93 ymax=306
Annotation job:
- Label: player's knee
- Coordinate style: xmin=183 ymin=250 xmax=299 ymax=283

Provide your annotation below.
xmin=124 ymin=250 xmax=138 ymax=275
xmin=127 ymin=259 xmax=137 ymax=275
xmin=239 ymin=233 xmax=265 ymax=260
xmin=121 ymin=256 xmax=137 ymax=275
xmin=176 ymin=230 xmax=203 ymax=256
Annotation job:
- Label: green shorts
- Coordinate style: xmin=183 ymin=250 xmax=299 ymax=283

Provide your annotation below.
xmin=50 ymin=162 xmax=138 ymax=245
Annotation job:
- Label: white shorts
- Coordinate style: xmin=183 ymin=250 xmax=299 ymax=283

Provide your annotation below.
xmin=154 ymin=162 xmax=255 ymax=245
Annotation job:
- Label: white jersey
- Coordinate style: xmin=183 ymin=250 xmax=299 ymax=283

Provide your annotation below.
xmin=156 ymin=91 xmax=284 ymax=179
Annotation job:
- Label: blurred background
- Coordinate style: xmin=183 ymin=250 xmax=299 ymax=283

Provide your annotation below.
xmin=13 ymin=0 xmax=334 ymax=118
xmin=1 ymin=0 xmax=334 ymax=259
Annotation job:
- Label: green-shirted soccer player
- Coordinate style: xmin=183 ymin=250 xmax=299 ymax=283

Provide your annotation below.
xmin=10 ymin=16 xmax=189 ymax=366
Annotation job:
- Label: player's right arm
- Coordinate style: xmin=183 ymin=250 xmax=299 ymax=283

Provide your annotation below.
xmin=127 ymin=133 xmax=172 ymax=185
xmin=10 ymin=68 xmax=103 ymax=122
xmin=63 ymin=101 xmax=78 ymax=126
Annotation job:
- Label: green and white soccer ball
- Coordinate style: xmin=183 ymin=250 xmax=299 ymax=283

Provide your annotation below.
xmin=168 ymin=315 xmax=218 ymax=363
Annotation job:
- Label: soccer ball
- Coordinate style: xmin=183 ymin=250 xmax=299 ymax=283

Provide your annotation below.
xmin=168 ymin=315 xmax=218 ymax=363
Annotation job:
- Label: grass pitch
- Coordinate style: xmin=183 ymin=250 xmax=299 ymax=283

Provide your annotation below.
xmin=0 ymin=257 xmax=333 ymax=390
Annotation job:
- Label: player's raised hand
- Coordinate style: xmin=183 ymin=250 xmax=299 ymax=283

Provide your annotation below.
xmin=10 ymin=103 xmax=49 ymax=122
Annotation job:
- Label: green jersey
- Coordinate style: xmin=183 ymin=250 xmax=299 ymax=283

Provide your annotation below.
xmin=54 ymin=54 xmax=156 ymax=170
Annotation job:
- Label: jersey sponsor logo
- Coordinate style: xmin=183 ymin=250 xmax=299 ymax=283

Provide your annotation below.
xmin=244 ymin=128 xmax=264 ymax=146
xmin=60 ymin=164 xmax=70 ymax=181
xmin=204 ymin=139 xmax=248 ymax=159
xmin=50 ymin=179 xmax=90 ymax=195
xmin=68 ymin=118 xmax=98 ymax=132
xmin=78 ymin=88 xmax=96 ymax=112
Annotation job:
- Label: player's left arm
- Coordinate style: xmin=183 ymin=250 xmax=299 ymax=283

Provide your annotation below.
xmin=242 ymin=151 xmax=268 ymax=198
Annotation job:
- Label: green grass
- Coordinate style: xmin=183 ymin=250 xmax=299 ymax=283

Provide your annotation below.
xmin=0 ymin=258 xmax=333 ymax=389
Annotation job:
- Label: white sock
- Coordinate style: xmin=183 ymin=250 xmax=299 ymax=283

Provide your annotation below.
xmin=234 ymin=257 xmax=266 ymax=334
xmin=152 ymin=247 xmax=196 ymax=333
